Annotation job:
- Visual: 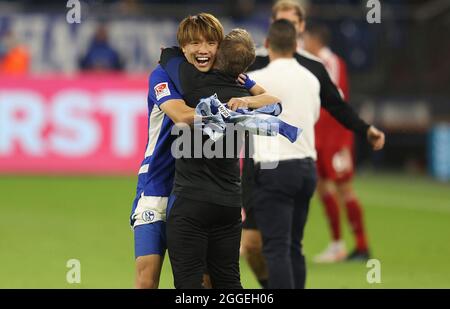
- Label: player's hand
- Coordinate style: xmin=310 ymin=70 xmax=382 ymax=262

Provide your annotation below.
xmin=367 ymin=125 xmax=385 ymax=151
xmin=228 ymin=97 xmax=249 ymax=111
xmin=237 ymin=73 xmax=256 ymax=90
xmin=237 ymin=73 xmax=247 ymax=85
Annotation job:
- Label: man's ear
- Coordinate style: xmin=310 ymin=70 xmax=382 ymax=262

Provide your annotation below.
xmin=264 ymin=38 xmax=269 ymax=49
xmin=299 ymin=21 xmax=306 ymax=34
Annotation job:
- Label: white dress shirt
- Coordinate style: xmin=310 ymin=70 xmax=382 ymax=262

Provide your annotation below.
xmin=248 ymin=57 xmax=321 ymax=162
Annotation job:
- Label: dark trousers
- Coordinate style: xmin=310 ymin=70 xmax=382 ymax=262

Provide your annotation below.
xmin=166 ymin=195 xmax=242 ymax=289
xmin=253 ymin=159 xmax=317 ymax=289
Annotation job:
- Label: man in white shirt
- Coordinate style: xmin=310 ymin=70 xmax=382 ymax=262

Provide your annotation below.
xmin=241 ymin=0 xmax=384 ymax=289
xmin=247 ymin=19 xmax=384 ymax=289
xmin=245 ymin=19 xmax=320 ymax=289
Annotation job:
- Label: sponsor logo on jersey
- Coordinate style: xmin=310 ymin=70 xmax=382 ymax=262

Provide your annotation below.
xmin=154 ymin=82 xmax=171 ymax=101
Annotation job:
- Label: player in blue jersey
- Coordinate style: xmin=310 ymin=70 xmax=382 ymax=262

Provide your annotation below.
xmin=131 ymin=66 xmax=184 ymax=289
xmin=132 ymin=13 xmax=263 ymax=289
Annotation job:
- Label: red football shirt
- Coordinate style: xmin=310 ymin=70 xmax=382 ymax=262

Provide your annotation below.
xmin=315 ymin=47 xmax=353 ymax=149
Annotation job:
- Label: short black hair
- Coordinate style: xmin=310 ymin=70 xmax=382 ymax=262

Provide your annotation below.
xmin=267 ymin=19 xmax=297 ymax=55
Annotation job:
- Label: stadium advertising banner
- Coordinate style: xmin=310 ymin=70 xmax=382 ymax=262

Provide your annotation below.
xmin=0 ymin=74 xmax=149 ymax=174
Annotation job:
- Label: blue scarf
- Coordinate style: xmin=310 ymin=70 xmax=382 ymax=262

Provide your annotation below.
xmin=195 ymin=94 xmax=302 ymax=143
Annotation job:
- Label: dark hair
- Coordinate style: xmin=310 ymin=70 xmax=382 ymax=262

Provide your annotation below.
xmin=305 ymin=23 xmax=331 ymax=46
xmin=267 ymin=19 xmax=297 ymax=55
xmin=214 ymin=28 xmax=255 ymax=78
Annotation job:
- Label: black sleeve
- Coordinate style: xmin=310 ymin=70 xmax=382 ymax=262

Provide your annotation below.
xmin=159 ymin=47 xmax=202 ymax=95
xmin=294 ymin=53 xmax=370 ymax=137
xmin=316 ymin=63 xmax=370 ymax=137
xmin=247 ymin=55 xmax=269 ymax=72
xmin=159 ymin=46 xmax=183 ymax=67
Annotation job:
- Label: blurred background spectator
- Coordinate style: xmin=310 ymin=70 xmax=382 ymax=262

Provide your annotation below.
xmin=79 ymin=24 xmax=123 ymax=71
xmin=0 ymin=29 xmax=29 ymax=74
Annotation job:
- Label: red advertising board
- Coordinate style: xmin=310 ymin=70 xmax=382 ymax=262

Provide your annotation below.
xmin=0 ymin=73 xmax=149 ymax=174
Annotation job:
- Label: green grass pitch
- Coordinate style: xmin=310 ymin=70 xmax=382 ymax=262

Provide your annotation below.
xmin=0 ymin=172 xmax=449 ymax=288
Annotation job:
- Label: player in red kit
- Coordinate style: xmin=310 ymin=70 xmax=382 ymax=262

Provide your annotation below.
xmin=304 ymin=24 xmax=371 ymax=262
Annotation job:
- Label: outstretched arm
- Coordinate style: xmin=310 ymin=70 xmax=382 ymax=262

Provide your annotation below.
xmin=317 ymin=63 xmax=385 ymax=150
xmin=366 ymin=126 xmax=385 ymax=151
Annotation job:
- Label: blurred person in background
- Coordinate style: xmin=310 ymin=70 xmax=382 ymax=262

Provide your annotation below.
xmin=0 ymin=30 xmax=30 ymax=75
xmin=304 ymin=23 xmax=371 ymax=263
xmin=241 ymin=0 xmax=384 ymax=288
xmin=79 ymin=24 xmax=123 ymax=72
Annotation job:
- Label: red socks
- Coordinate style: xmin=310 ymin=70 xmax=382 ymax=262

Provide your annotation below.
xmin=345 ymin=198 xmax=368 ymax=252
xmin=321 ymin=193 xmax=369 ymax=252
xmin=321 ymin=193 xmax=341 ymax=241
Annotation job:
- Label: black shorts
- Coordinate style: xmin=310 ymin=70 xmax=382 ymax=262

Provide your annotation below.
xmin=166 ymin=195 xmax=242 ymax=289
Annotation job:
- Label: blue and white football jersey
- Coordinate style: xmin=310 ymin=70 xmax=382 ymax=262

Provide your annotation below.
xmin=130 ymin=65 xmax=182 ymax=227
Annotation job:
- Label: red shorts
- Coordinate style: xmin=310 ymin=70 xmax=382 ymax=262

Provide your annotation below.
xmin=316 ymin=145 xmax=354 ymax=182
